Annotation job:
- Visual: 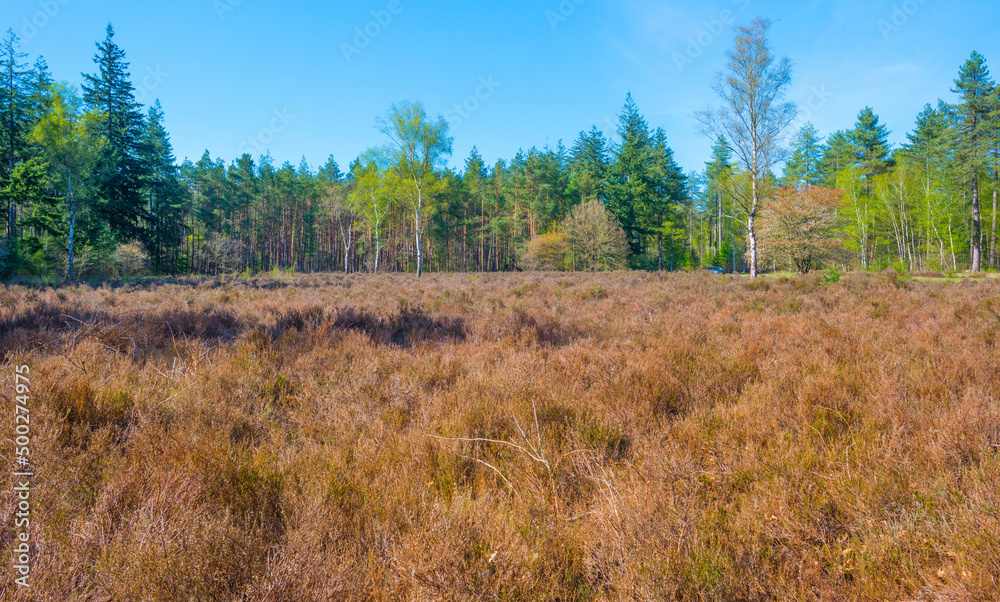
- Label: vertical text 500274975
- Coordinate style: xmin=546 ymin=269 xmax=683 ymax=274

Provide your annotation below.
xmin=13 ymin=365 xmax=33 ymax=589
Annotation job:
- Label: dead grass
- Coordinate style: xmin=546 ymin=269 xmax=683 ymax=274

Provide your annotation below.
xmin=1 ymin=271 xmax=998 ymax=600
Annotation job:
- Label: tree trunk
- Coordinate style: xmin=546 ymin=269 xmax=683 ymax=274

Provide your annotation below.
xmin=990 ymin=186 xmax=997 ymax=269
xmin=374 ymin=221 xmax=381 ymax=274
xmin=657 ymin=232 xmax=663 ymax=271
xmin=749 ymin=178 xmax=759 ymax=279
xmin=68 ymin=174 xmax=76 ymax=282
xmin=415 ymin=183 xmax=423 ymax=277
xmin=971 ymin=178 xmax=982 ymax=272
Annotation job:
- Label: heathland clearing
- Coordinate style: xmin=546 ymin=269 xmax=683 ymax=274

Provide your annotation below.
xmin=1 ymin=271 xmax=998 ymax=600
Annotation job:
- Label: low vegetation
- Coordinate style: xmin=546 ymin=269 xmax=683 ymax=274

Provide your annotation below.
xmin=1 ymin=271 xmax=998 ymax=600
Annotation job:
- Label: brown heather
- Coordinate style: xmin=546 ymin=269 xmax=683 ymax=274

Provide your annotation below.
xmin=0 ymin=271 xmax=998 ymax=601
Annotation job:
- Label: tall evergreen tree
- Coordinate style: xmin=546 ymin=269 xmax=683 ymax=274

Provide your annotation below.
xmin=704 ymin=136 xmax=736 ymax=269
xmin=952 ymin=51 xmax=994 ymax=272
xmin=569 ymin=126 xmax=610 ymax=204
xmin=463 ymin=147 xmax=489 ymax=270
xmin=646 ymin=127 xmax=687 ymax=270
xmin=319 ymin=155 xmax=342 ymax=184
xmin=609 ymin=93 xmax=653 ymax=255
xmin=850 ymin=107 xmax=893 ymax=192
xmin=140 ymin=100 xmax=187 ymax=273
xmin=1 ymin=29 xmax=34 ymax=239
xmin=782 ymin=123 xmax=824 ymax=188
xmin=82 ymin=24 xmax=149 ymax=246
xmin=26 ymin=57 xmax=54 ymax=118
xmin=818 ymin=130 xmax=857 ymax=188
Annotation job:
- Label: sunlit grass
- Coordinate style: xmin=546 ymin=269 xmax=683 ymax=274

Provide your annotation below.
xmin=1 ymin=270 xmax=997 ymax=600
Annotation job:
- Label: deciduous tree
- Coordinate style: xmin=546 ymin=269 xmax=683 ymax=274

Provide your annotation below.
xmin=563 ymin=200 xmax=629 ymax=271
xmin=377 ymin=101 xmax=452 ymax=277
xmin=31 ymin=85 xmax=104 ymax=281
xmin=758 ymin=186 xmax=846 ymax=273
xmin=696 ymin=17 xmax=797 ymax=279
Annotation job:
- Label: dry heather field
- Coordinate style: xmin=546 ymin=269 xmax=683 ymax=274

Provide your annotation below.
xmin=1 ymin=271 xmax=999 ymax=601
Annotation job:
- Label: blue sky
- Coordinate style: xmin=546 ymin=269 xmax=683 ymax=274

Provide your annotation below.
xmin=5 ymin=0 xmax=999 ymax=175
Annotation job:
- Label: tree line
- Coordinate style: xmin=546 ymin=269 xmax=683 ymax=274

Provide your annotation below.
xmin=0 ymin=22 xmax=997 ymax=281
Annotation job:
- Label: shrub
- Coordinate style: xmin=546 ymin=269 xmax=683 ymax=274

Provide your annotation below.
xmin=114 ymin=241 xmax=150 ymax=278
xmin=522 ymin=232 xmax=571 ymax=271
xmin=563 ymin=200 xmax=629 ymax=271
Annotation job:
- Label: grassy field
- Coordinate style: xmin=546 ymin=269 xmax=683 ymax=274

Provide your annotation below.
xmin=1 ymin=271 xmax=998 ymax=600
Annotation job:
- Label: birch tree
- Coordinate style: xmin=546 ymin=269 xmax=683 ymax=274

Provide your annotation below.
xmin=350 ymin=147 xmax=394 ymax=273
xmin=31 ymin=85 xmax=103 ymax=281
xmin=695 ymin=17 xmax=796 ymax=279
xmin=377 ymin=101 xmax=452 ymax=277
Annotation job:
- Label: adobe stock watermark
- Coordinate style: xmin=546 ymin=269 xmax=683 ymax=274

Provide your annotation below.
xmin=238 ymin=108 xmax=295 ymax=156
xmin=12 ymin=365 xmax=33 ymax=589
xmin=133 ymin=65 xmax=169 ymax=105
xmin=445 ymin=76 xmax=502 ymax=130
xmin=214 ymin=0 xmax=245 ymax=21
xmin=546 ymin=0 xmax=586 ymax=31
xmin=790 ymin=83 xmax=835 ymax=131
xmin=341 ymin=0 xmax=405 ymax=64
xmin=672 ymin=0 xmax=752 ymax=73
xmin=878 ymin=0 xmax=930 ymax=41
xmin=19 ymin=0 xmax=71 ymax=44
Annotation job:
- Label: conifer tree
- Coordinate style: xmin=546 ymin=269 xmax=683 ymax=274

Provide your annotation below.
xmin=818 ymin=130 xmax=857 ymax=188
xmin=782 ymin=123 xmax=824 ymax=189
xmin=850 ymin=107 xmax=893 ymax=193
xmin=1 ymin=29 xmax=33 ymax=239
xmin=704 ymin=136 xmax=735 ymax=269
xmin=609 ymin=93 xmax=653 ymax=256
xmin=647 ymin=127 xmax=687 ymax=270
xmin=140 ymin=100 xmax=186 ymax=272
xmin=82 ymin=24 xmax=150 ymax=247
xmin=952 ymin=51 xmax=994 ymax=272
xmin=569 ymin=126 xmax=610 ymax=204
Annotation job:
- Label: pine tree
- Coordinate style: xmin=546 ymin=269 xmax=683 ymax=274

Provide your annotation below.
xmin=1 ymin=29 xmax=34 ymax=240
xmin=952 ymin=51 xmax=994 ymax=272
xmin=140 ymin=100 xmax=187 ymax=273
xmin=463 ymin=147 xmax=489 ymax=270
xmin=319 ymin=155 xmax=342 ymax=184
xmin=608 ymin=93 xmax=653 ymax=256
xmin=704 ymin=136 xmax=735 ymax=269
xmin=850 ymin=107 xmax=893 ymax=192
xmin=818 ymin=130 xmax=857 ymax=188
xmin=782 ymin=123 xmax=824 ymax=189
xmin=82 ymin=24 xmax=150 ymax=247
xmin=26 ymin=57 xmax=53 ymax=116
xmin=646 ymin=127 xmax=687 ymax=270
xmin=569 ymin=126 xmax=610 ymax=204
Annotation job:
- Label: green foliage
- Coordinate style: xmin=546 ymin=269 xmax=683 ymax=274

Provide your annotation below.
xmin=3 ymin=27 xmax=998 ymax=281
xmin=522 ymin=232 xmax=570 ymax=271
xmin=851 ymin=107 xmax=894 ymax=184
xmin=141 ymin=100 xmax=188 ymax=273
xmin=82 ymin=24 xmax=150 ymax=245
xmin=821 ymin=267 xmax=841 ymax=284
xmin=782 ymin=123 xmax=825 ymax=188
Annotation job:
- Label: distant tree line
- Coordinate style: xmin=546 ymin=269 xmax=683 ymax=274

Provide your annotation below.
xmin=1 ymin=23 xmax=997 ymax=280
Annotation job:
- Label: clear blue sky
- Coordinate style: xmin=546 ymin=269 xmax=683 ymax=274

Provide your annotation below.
xmin=5 ymin=0 xmax=999 ymax=175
